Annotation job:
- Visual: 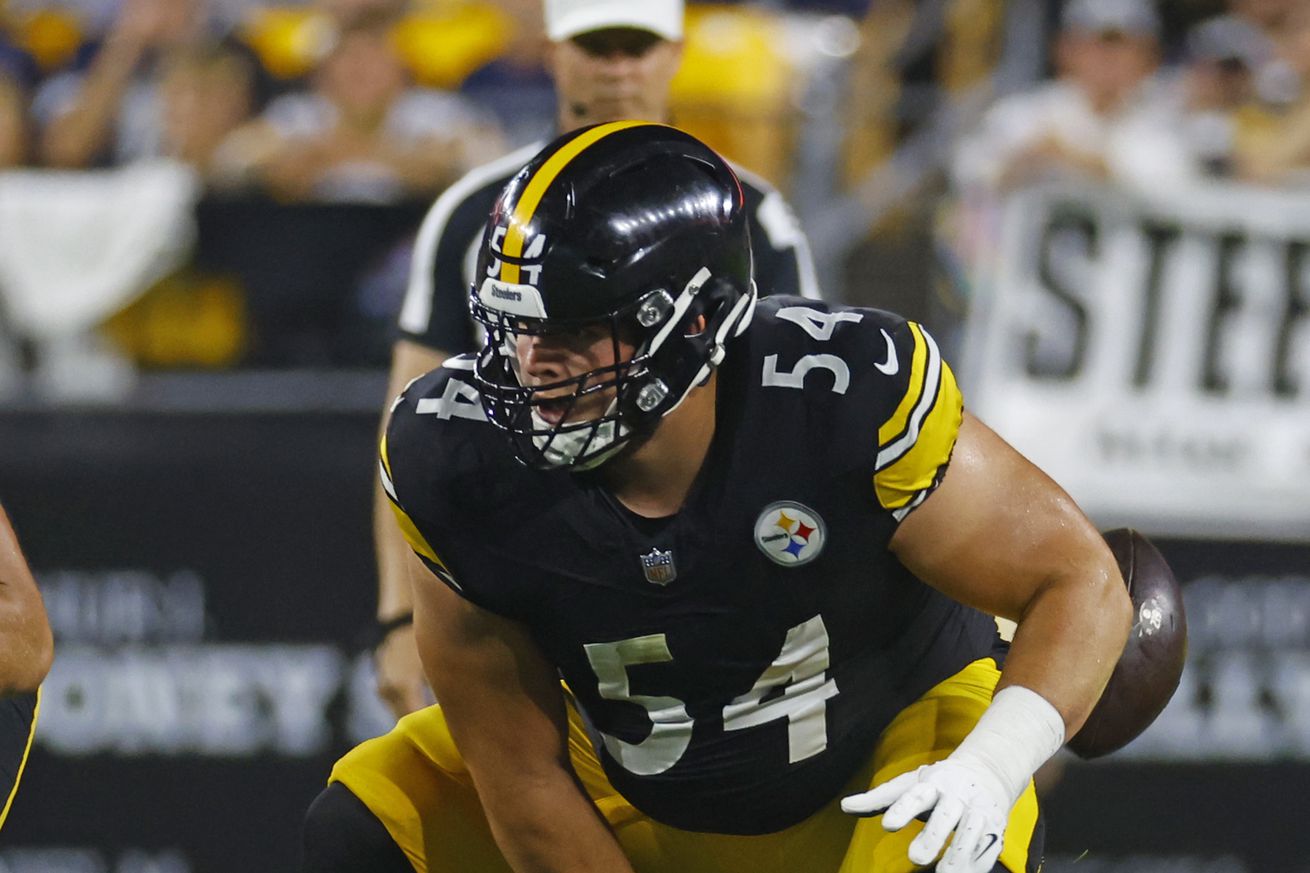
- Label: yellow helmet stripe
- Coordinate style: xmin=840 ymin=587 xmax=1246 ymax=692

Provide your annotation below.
xmin=500 ymin=120 xmax=653 ymax=284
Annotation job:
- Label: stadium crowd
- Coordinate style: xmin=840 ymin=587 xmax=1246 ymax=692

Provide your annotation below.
xmin=0 ymin=0 xmax=1307 ymax=379
xmin=4 ymin=0 xmax=1310 ymax=188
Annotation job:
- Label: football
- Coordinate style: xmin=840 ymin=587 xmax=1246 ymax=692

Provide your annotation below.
xmin=1065 ymin=528 xmax=1188 ymax=760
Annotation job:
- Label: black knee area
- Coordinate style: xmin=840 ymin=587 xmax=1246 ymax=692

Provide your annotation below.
xmin=302 ymin=782 xmax=414 ymax=873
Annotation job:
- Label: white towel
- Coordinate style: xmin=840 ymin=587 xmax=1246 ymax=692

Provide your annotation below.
xmin=0 ymin=160 xmax=201 ymax=341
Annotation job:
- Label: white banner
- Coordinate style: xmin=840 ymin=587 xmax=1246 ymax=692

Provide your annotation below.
xmin=960 ymin=183 xmax=1310 ymax=541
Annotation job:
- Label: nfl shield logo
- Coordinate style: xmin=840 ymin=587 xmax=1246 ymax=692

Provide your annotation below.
xmin=640 ymin=548 xmax=677 ymax=586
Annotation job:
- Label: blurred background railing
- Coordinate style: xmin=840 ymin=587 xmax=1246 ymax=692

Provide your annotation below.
xmin=1 ymin=0 xmax=1308 ymax=871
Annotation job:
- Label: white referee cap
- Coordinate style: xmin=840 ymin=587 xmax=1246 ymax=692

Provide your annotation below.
xmin=1063 ymin=0 xmax=1160 ymax=38
xmin=544 ymin=0 xmax=683 ymax=42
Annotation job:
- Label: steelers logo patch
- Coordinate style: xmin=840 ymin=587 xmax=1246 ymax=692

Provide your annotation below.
xmin=754 ymin=501 xmax=826 ymax=567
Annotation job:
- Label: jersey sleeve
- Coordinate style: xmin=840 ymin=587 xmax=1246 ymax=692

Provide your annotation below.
xmin=378 ymin=393 xmax=464 ymax=594
xmin=377 ymin=364 xmax=542 ymax=620
xmin=0 ymin=688 xmax=38 ymax=833
xmin=872 ymin=319 xmax=964 ymax=522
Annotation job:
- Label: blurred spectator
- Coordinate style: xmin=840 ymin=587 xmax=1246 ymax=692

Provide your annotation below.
xmin=2 ymin=4 xmax=78 ymax=89
xmin=1224 ymin=0 xmax=1310 ymax=107
xmin=1174 ymin=13 xmax=1270 ymax=177
xmin=0 ymin=69 xmax=26 ymax=167
xmin=951 ymin=0 xmax=1194 ymax=196
xmin=1225 ymin=2 xmax=1310 ymax=183
xmin=457 ymin=0 xmax=555 ymax=147
xmin=239 ymin=0 xmax=512 ymax=97
xmin=33 ymin=0 xmax=224 ymax=168
xmin=161 ymin=40 xmax=259 ymax=177
xmin=216 ymin=13 xmax=504 ymax=203
xmin=1230 ymin=0 xmax=1299 ymax=35
xmin=319 ymin=0 xmax=406 ymax=28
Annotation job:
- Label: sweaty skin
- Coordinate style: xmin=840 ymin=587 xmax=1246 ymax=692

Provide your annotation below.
xmin=0 ymin=505 xmax=54 ymax=694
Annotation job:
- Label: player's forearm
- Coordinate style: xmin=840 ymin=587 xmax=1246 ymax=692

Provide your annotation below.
xmin=413 ymin=562 xmax=633 ymax=873
xmin=0 ymin=515 xmax=53 ymax=692
xmin=0 ymin=593 xmax=53 ymax=693
xmin=997 ymin=554 xmax=1132 ymax=736
xmin=375 ymin=358 xmax=424 ymax=620
xmin=373 ymin=478 xmax=414 ymax=620
xmin=478 ymin=770 xmax=636 ymax=873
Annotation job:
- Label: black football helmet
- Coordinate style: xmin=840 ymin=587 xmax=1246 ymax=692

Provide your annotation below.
xmin=469 ymin=122 xmax=757 ymax=470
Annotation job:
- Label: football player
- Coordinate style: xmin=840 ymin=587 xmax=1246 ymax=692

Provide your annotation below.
xmin=303 ymin=123 xmax=1132 ymax=873
xmin=0 ymin=502 xmax=53 ymax=832
xmin=371 ymin=0 xmax=819 ymax=719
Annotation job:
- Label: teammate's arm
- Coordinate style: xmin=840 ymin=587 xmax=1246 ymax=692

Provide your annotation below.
xmin=0 ymin=505 xmax=54 ymax=694
xmin=409 ymin=554 xmax=637 ymax=873
xmin=372 ymin=339 xmax=453 ymax=718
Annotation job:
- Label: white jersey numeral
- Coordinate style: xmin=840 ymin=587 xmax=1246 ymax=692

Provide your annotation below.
xmin=722 ymin=615 xmax=839 ymax=763
xmin=764 ymin=307 xmax=858 ymax=394
xmin=582 ymin=616 xmax=838 ymax=774
xmin=583 ymin=634 xmax=692 ymax=775
xmin=775 ymin=306 xmax=863 ymax=340
xmin=415 ymin=378 xmax=487 ymax=421
xmin=763 ymin=354 xmax=852 ymax=394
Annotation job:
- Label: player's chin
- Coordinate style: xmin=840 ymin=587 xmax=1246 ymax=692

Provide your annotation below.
xmin=590 ymin=98 xmax=646 ymax=121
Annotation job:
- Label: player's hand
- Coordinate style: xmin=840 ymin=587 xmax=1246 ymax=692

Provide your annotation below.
xmin=840 ymin=758 xmax=1009 ymax=873
xmin=374 ymin=623 xmax=429 ymax=719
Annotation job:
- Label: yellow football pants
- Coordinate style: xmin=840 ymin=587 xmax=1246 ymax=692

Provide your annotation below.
xmin=329 ymin=657 xmax=1041 ymax=873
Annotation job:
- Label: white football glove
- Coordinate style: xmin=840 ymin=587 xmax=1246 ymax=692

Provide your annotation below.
xmin=841 ymin=757 xmax=1009 ymax=873
xmin=840 ymin=686 xmax=1066 ymax=873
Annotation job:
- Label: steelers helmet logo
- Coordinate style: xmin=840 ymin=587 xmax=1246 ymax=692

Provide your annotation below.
xmin=754 ymin=501 xmax=826 ymax=567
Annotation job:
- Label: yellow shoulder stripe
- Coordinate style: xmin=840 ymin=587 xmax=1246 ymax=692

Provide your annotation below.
xmin=878 ymin=322 xmax=929 ymax=449
xmin=388 ymin=502 xmax=445 ymax=568
xmin=379 ymin=432 xmax=394 ymax=481
xmin=0 ymin=687 xmax=40 ymax=832
xmin=873 ymin=325 xmax=963 ymax=512
xmin=500 ymin=120 xmax=652 ymax=284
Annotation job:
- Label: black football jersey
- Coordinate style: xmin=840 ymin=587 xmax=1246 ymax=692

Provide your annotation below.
xmin=0 ymin=689 xmax=37 ymax=832
xmin=381 ymin=297 xmax=1000 ymax=835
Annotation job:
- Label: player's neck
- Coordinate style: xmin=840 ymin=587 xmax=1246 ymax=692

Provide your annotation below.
xmin=602 ymin=374 xmax=717 ymax=518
